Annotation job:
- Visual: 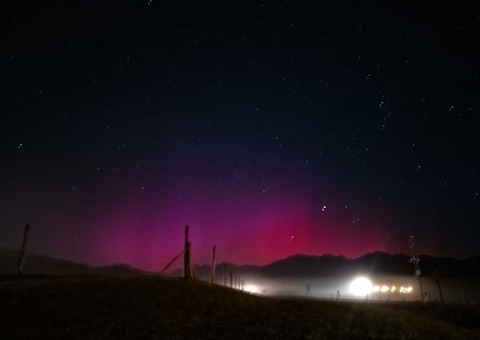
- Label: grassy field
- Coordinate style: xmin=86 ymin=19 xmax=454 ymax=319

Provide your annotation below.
xmin=0 ymin=275 xmax=479 ymax=339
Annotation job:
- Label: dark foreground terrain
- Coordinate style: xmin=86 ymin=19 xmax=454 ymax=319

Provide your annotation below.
xmin=0 ymin=276 xmax=479 ymax=339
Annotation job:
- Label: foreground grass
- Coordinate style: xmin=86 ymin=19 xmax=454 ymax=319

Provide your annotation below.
xmin=0 ymin=276 xmax=479 ymax=339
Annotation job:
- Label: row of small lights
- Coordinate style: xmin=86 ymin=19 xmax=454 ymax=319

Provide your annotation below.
xmin=372 ymin=285 xmax=413 ymax=294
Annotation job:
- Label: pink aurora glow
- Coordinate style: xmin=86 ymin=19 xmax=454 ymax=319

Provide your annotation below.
xmin=77 ymin=178 xmax=390 ymax=271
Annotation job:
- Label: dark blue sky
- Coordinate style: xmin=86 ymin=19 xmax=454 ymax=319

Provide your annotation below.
xmin=1 ymin=0 xmax=479 ymax=269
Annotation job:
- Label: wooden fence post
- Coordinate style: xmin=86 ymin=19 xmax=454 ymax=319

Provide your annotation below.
xmin=160 ymin=248 xmax=186 ymax=275
xmin=223 ymin=263 xmax=227 ymax=286
xmin=184 ymin=225 xmax=193 ymax=280
xmin=17 ymin=223 xmax=30 ymax=275
xmin=210 ymin=246 xmax=216 ymax=284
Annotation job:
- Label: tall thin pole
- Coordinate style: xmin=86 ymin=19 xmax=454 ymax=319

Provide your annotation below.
xmin=223 ymin=263 xmax=227 ymax=286
xmin=230 ymin=271 xmax=233 ymax=288
xmin=184 ymin=225 xmax=192 ymax=280
xmin=210 ymin=246 xmax=216 ymax=284
xmin=189 ymin=242 xmax=194 ymax=279
xmin=409 ymin=235 xmax=424 ymax=302
xmin=17 ymin=223 xmax=30 ymax=275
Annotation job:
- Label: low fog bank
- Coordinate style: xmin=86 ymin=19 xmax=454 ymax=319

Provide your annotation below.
xmin=231 ymin=274 xmax=480 ymax=305
xmin=188 ymin=253 xmax=480 ymax=305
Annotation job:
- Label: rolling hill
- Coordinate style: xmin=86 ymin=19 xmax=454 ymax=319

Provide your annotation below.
xmin=0 ymin=247 xmax=151 ymax=276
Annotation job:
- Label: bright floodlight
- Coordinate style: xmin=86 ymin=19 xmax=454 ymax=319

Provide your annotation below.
xmin=244 ymin=284 xmax=258 ymax=293
xmin=349 ymin=277 xmax=373 ymax=297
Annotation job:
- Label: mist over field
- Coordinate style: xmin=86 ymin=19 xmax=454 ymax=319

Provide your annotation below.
xmin=184 ymin=253 xmax=480 ymax=304
xmin=235 ymin=275 xmax=480 ymax=304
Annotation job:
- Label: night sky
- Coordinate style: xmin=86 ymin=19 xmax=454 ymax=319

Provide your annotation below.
xmin=1 ymin=1 xmax=479 ymax=270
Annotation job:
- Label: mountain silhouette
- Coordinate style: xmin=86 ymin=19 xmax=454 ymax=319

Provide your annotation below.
xmin=1 ymin=246 xmax=478 ymax=279
xmin=169 ymin=252 xmax=480 ymax=280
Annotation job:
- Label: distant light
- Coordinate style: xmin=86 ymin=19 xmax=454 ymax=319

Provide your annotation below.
xmin=349 ymin=277 xmax=373 ymax=297
xmin=399 ymin=286 xmax=413 ymax=294
xmin=380 ymin=285 xmax=389 ymax=293
xmin=244 ymin=284 xmax=258 ymax=293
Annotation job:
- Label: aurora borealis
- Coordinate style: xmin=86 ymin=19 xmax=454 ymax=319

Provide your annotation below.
xmin=1 ymin=1 xmax=479 ymax=270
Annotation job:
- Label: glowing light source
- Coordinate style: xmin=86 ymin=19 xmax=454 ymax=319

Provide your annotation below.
xmin=349 ymin=277 xmax=373 ymax=297
xmin=244 ymin=284 xmax=258 ymax=293
xmin=399 ymin=286 xmax=413 ymax=294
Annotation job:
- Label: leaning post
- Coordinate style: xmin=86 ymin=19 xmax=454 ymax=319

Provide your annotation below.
xmin=210 ymin=246 xmax=216 ymax=284
xmin=17 ymin=223 xmax=30 ymax=275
